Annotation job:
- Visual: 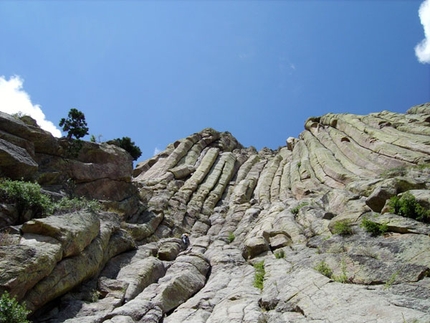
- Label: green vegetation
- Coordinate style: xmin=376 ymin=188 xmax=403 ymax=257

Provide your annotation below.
xmin=91 ymin=135 xmax=142 ymax=160
xmin=384 ymin=271 xmax=399 ymax=289
xmin=0 ymin=179 xmax=100 ymax=221
xmin=90 ymin=134 xmax=103 ymax=143
xmin=332 ymin=259 xmax=348 ymax=283
xmin=361 ymin=218 xmax=388 ymax=236
xmin=332 ymin=220 xmax=354 ymax=236
xmin=59 ymin=108 xmax=89 ymax=140
xmin=314 ymin=260 xmax=333 ymax=278
xmin=59 ymin=108 xmax=90 ymax=157
xmin=291 ymin=202 xmax=308 ymax=215
xmin=387 ymin=192 xmax=430 ymax=223
xmin=315 ymin=259 xmax=349 ymax=283
xmin=113 ymin=136 xmax=142 ymax=161
xmin=52 ymin=197 xmax=100 ymax=214
xmin=227 ymin=232 xmax=235 ymax=244
xmin=416 ymin=163 xmax=430 ymax=170
xmin=274 ymin=249 xmax=285 ymax=259
xmin=0 ymin=291 xmax=30 ymax=323
xmin=253 ymin=261 xmax=265 ymax=290
xmin=0 ymin=179 xmax=52 ymax=220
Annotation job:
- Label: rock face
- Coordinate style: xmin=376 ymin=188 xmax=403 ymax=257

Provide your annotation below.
xmin=1 ymin=103 xmax=430 ymax=322
xmin=0 ymin=111 xmax=140 ymax=218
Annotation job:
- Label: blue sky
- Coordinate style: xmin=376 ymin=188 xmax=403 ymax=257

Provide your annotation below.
xmin=0 ymin=1 xmax=429 ymax=162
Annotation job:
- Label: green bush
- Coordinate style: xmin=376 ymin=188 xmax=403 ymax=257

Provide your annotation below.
xmin=274 ymin=249 xmax=285 ymax=259
xmin=253 ymin=261 xmax=265 ymax=290
xmin=52 ymin=197 xmax=100 ymax=214
xmin=291 ymin=202 xmax=308 ymax=215
xmin=0 ymin=180 xmax=101 ymax=221
xmin=0 ymin=291 xmax=30 ymax=323
xmin=314 ymin=260 xmax=333 ymax=278
xmin=332 ymin=220 xmax=354 ymax=236
xmin=387 ymin=192 xmax=430 ymax=223
xmin=113 ymin=137 xmax=142 ymax=161
xmin=227 ymin=232 xmax=235 ymax=244
xmin=0 ymin=179 xmax=53 ymax=220
xmin=361 ymin=218 xmax=387 ymax=236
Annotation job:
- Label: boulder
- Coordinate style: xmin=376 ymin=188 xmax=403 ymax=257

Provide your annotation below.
xmin=21 ymin=211 xmax=100 ymax=257
xmin=268 ymin=233 xmax=291 ymax=249
xmin=153 ymin=253 xmax=210 ymax=312
xmin=242 ymin=236 xmax=270 ymax=259
xmin=157 ymin=240 xmax=182 ymax=261
xmin=0 ymin=238 xmax=62 ymax=300
xmin=168 ymin=164 xmax=195 ymax=179
xmin=116 ymin=256 xmax=165 ymax=302
xmin=0 ymin=112 xmax=58 ymax=155
xmin=366 ymin=184 xmax=397 ymax=212
xmin=0 ymin=139 xmax=38 ymax=180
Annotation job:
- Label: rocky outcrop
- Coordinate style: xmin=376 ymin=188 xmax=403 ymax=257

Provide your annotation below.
xmin=0 ymin=111 xmax=140 ymax=218
xmin=1 ymin=103 xmax=430 ymax=322
xmin=0 ymin=211 xmax=135 ymax=312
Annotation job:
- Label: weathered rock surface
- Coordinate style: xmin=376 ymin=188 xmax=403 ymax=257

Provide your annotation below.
xmin=1 ymin=103 xmax=430 ymax=322
xmin=0 ymin=111 xmax=140 ymax=218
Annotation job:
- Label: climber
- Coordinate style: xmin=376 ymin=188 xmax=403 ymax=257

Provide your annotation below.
xmin=181 ymin=233 xmax=190 ymax=249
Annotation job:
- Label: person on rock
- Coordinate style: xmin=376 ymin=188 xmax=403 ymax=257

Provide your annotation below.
xmin=181 ymin=233 xmax=190 ymax=249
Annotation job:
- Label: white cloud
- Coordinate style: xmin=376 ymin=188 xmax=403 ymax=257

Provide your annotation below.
xmin=153 ymin=147 xmax=161 ymax=155
xmin=415 ymin=0 xmax=430 ymax=64
xmin=0 ymin=75 xmax=62 ymax=137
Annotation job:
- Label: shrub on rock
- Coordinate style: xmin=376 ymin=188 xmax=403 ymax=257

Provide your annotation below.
xmin=0 ymin=291 xmax=30 ymax=323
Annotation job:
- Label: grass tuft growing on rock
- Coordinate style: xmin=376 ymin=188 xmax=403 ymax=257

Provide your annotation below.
xmin=227 ymin=232 xmax=235 ymax=244
xmin=332 ymin=259 xmax=349 ymax=283
xmin=315 ymin=259 xmax=349 ymax=283
xmin=253 ymin=261 xmax=265 ymax=290
xmin=384 ymin=271 xmax=399 ymax=289
xmin=361 ymin=218 xmax=388 ymax=236
xmin=52 ymin=197 xmax=101 ymax=214
xmin=274 ymin=249 xmax=285 ymax=259
xmin=291 ymin=202 xmax=308 ymax=215
xmin=314 ymin=260 xmax=333 ymax=278
xmin=332 ymin=220 xmax=354 ymax=236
